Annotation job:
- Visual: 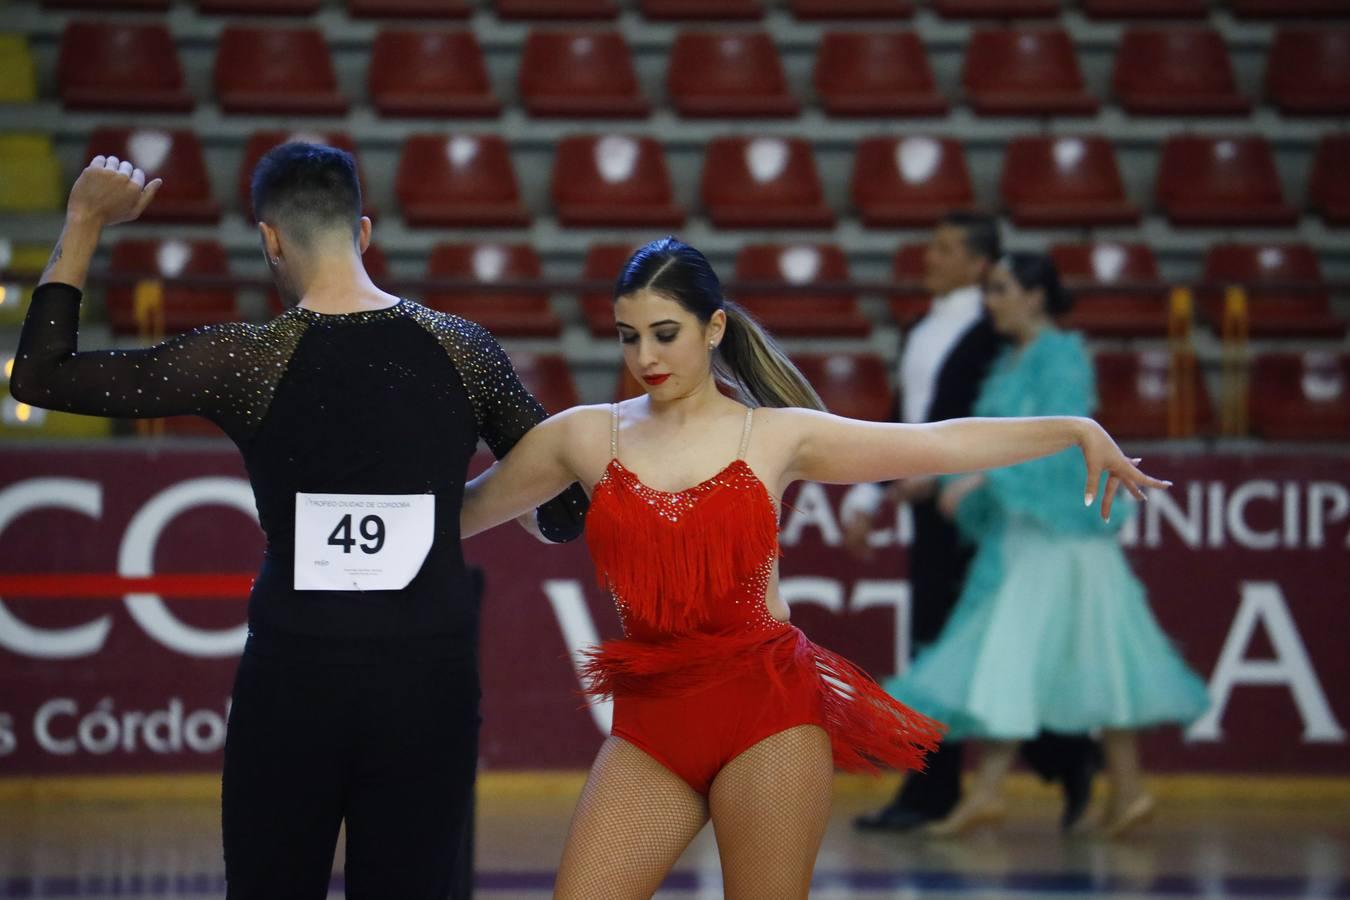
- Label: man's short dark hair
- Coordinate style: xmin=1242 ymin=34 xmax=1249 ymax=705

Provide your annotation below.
xmin=250 ymin=142 xmax=361 ymax=248
xmin=940 ymin=210 xmax=1002 ymax=263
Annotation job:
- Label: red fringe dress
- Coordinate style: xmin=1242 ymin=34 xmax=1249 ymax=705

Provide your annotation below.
xmin=581 ymin=406 xmax=944 ymax=795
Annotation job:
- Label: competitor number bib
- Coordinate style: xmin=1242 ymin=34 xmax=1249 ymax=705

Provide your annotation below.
xmin=294 ymin=493 xmax=435 ymax=592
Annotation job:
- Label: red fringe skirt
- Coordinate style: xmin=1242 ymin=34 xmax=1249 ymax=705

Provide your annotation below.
xmin=580 ymin=623 xmax=945 ymax=775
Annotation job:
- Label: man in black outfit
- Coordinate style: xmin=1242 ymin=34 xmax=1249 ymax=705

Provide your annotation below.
xmin=846 ymin=212 xmax=1100 ymax=833
xmin=12 ymin=146 xmax=587 ymax=897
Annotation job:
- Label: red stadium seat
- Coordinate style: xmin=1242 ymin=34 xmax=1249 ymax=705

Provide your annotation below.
xmin=85 ymin=128 xmax=219 ymax=223
xmin=935 ymin=0 xmax=1058 ymax=18
xmin=1310 ymin=135 xmax=1350 ymax=226
xmin=509 ymin=352 xmax=579 ymax=415
xmin=520 ymin=31 xmax=648 ymax=117
xmin=214 ymin=27 xmax=346 ymax=116
xmin=791 ymin=0 xmax=912 ymax=17
xmin=640 ymin=0 xmax=761 ymax=18
xmin=496 ymin=0 xmax=617 ymax=16
xmin=1157 ymin=136 xmax=1296 ymax=228
xmin=1267 ymin=30 xmax=1350 ymax=117
xmin=1231 ymin=0 xmax=1348 ymax=17
xmin=369 ymin=30 xmax=499 ymax=118
xmin=107 ymin=240 xmax=236 ymax=335
xmin=889 ymin=244 xmax=929 ymax=328
xmin=238 ymin=132 xmax=377 ymax=220
xmin=701 ymin=137 xmax=833 ymax=229
xmin=397 ymin=135 xmax=530 ymax=228
xmin=58 ymin=22 xmax=193 ymax=112
xmin=44 ymin=0 xmax=168 ymax=8
xmin=268 ymin=245 xmax=390 ymax=315
xmin=851 ymin=136 xmax=973 ymax=228
xmin=1082 ymin=0 xmax=1206 ymax=18
xmin=580 ymin=243 xmax=639 ymax=337
xmin=1050 ymin=243 xmax=1167 ymax=338
xmin=425 ymin=243 xmax=560 ymax=337
xmin=551 ymin=135 xmax=683 ymax=227
xmin=791 ymin=354 xmax=893 ymax=421
xmin=348 ymin=0 xmax=471 ymax=16
xmin=1200 ymin=244 xmax=1344 ymax=339
xmin=962 ymin=29 xmax=1097 ymax=116
xmin=733 ymin=244 xmax=870 ymax=337
xmin=197 ymin=0 xmax=320 ymax=13
xmin=668 ymin=32 xmax=797 ymax=118
xmin=814 ymin=32 xmax=946 ymax=117
xmin=1251 ymin=352 xmax=1350 ymax=441
xmin=1113 ymin=29 xmax=1249 ymax=116
xmin=1001 ymin=136 xmax=1137 ymax=227
xmin=1094 ymin=350 xmax=1214 ymax=440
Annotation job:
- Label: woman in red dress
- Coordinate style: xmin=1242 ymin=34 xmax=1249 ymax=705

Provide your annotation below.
xmin=462 ymin=237 xmax=1165 ymax=899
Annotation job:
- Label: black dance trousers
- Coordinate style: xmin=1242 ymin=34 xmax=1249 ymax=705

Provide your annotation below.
xmin=222 ymin=632 xmax=481 ymax=900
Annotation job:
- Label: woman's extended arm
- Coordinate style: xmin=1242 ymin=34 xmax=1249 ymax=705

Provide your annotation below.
xmin=461 ymin=408 xmax=587 ymax=539
xmin=781 ymin=411 xmax=1166 ymax=521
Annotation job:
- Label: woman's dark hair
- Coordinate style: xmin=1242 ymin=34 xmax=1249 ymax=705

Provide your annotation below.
xmin=1002 ymin=251 xmax=1074 ymax=317
xmin=615 ymin=237 xmax=825 ymax=411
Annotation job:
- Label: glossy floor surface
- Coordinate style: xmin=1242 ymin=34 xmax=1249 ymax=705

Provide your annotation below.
xmin=1 ymin=774 xmax=1347 ymax=898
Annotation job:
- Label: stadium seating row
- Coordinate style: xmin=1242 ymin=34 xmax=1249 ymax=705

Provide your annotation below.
xmin=4 ymin=129 xmax=1344 ymax=228
xmin=46 ymin=238 xmax=1344 ymax=342
xmin=5 ymin=345 xmax=1345 ymax=441
xmin=32 ymin=0 xmax=1350 ymax=21
xmin=39 ymin=24 xmax=1350 ymax=118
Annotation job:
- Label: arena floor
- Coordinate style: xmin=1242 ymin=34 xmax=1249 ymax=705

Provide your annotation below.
xmin=1 ymin=774 xmax=1346 ymax=899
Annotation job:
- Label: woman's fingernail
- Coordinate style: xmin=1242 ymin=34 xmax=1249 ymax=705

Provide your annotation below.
xmin=1085 ymin=495 xmax=1094 ymax=506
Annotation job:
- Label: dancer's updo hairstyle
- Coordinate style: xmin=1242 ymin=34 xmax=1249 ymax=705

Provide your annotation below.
xmin=615 ymin=237 xmax=825 ymax=411
xmin=1002 ymin=252 xmax=1074 ymax=317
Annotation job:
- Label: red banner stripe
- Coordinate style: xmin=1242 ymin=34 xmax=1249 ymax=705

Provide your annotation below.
xmin=0 ymin=574 xmax=254 ymax=598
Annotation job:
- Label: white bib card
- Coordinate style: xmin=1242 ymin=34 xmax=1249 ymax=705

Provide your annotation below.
xmin=294 ymin=493 xmax=435 ymax=592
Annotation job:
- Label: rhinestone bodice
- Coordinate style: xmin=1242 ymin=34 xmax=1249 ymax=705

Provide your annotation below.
xmin=586 ymin=456 xmax=783 ymax=640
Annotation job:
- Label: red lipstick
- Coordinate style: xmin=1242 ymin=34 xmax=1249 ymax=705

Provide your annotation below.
xmin=642 ymin=374 xmax=670 ymax=386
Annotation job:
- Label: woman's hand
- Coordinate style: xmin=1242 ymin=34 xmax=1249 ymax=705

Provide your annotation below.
xmin=1076 ymin=420 xmax=1171 ymax=520
xmin=888 ymin=476 xmax=937 ymax=505
xmin=938 ymin=474 xmax=984 ymax=519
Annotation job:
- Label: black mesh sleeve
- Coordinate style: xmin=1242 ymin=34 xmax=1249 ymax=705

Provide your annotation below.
xmin=9 ymin=282 xmax=303 ymax=442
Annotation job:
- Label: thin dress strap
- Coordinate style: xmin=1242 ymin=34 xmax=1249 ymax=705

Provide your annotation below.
xmin=737 ymin=408 xmax=755 ymax=460
xmin=609 ymin=403 xmax=620 ymax=460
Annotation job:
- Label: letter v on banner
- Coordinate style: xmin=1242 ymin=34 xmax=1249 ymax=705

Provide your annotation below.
xmin=0 ymin=479 xmax=112 ymax=659
xmin=1188 ymin=581 xmax=1346 ymax=743
xmin=543 ymin=580 xmax=613 ymax=734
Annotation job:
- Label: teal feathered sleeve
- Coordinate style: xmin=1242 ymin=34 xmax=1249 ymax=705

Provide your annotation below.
xmin=956 ymin=332 xmax=1130 ymax=538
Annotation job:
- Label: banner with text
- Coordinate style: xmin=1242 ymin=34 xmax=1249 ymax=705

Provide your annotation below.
xmin=0 ymin=448 xmax=1345 ymax=777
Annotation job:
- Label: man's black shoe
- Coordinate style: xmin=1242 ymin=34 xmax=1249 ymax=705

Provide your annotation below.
xmin=853 ymin=805 xmax=936 ymax=833
xmin=1060 ymin=756 xmax=1100 ymax=833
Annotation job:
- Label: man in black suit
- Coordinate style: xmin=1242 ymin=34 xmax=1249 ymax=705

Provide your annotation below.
xmin=846 ymin=212 xmax=1101 ymax=833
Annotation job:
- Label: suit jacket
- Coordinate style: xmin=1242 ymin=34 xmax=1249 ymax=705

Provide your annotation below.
xmin=907 ymin=314 xmax=1003 ymax=645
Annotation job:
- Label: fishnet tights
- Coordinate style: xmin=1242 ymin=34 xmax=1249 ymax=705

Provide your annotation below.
xmin=553 ymin=725 xmax=833 ymax=900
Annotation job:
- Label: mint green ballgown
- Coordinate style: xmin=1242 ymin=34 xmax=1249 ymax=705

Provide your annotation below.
xmin=885 ymin=330 xmax=1210 ymax=740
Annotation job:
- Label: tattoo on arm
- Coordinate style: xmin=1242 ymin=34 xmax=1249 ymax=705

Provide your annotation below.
xmin=41 ymin=241 xmax=64 ymax=279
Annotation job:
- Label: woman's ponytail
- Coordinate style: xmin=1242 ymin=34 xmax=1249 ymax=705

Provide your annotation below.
xmin=717 ymin=301 xmax=825 ymax=411
xmin=617 ymin=236 xmax=825 ymax=411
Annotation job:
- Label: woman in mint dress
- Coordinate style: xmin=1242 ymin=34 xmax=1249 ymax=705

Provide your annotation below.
xmin=886 ymin=253 xmax=1210 ymax=838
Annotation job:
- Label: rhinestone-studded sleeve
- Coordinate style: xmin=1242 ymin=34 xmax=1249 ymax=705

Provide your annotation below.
xmin=9 ymin=282 xmax=304 ymax=443
xmin=407 ymin=305 xmax=588 ymax=543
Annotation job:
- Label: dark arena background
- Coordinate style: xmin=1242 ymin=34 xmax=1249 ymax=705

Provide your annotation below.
xmin=0 ymin=0 xmax=1347 ymax=897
